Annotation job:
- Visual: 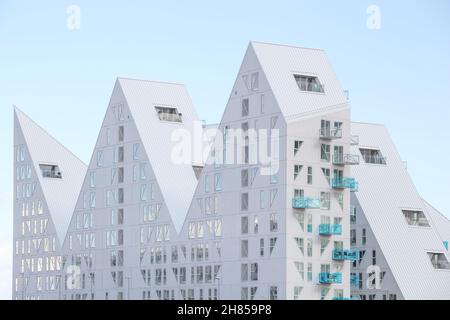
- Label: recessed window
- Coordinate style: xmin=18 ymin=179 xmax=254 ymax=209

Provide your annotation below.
xmin=427 ymin=252 xmax=450 ymax=269
xmin=39 ymin=164 xmax=62 ymax=179
xmin=402 ymin=210 xmax=430 ymax=227
xmin=242 ymin=98 xmax=249 ymax=117
xmin=155 ymin=106 xmax=182 ymax=123
xmin=359 ymin=148 xmax=386 ymax=165
xmin=294 ymin=75 xmax=324 ymax=93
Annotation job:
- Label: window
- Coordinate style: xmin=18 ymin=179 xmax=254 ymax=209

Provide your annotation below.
xmin=241 ymin=216 xmax=249 ymax=234
xmin=241 ymin=169 xmax=249 ymax=187
xmin=118 ymin=126 xmax=124 ymax=142
xmin=294 ymin=165 xmax=302 ymax=180
xmin=241 ymin=240 xmax=248 ymax=258
xmin=295 ymin=238 xmax=304 ymax=255
xmin=402 ymin=210 xmax=430 ymax=227
xmin=307 ymin=239 xmax=312 ymax=257
xmin=214 ymin=173 xmax=222 ymax=191
xmin=359 ymin=148 xmax=386 ymax=165
xmin=427 ymin=252 xmax=450 ymax=269
xmin=270 ymin=238 xmax=277 ymax=255
xmin=250 ymin=263 xmax=258 ymax=281
xmin=241 ymin=193 xmax=248 ymax=211
xmin=260 ymin=238 xmax=264 ymax=257
xmin=39 ymin=164 xmax=62 ymax=179
xmin=307 ymin=167 xmax=313 ymax=185
xmin=362 ymin=228 xmax=366 ymax=245
xmin=350 ymin=229 xmax=357 ymax=245
xmin=270 ymin=213 xmax=278 ymax=232
xmin=321 ymin=168 xmax=330 ymax=184
xmin=133 ymin=143 xmax=140 ymax=160
xmin=294 ymin=140 xmax=303 ymax=156
xmin=251 ymin=72 xmax=259 ymax=91
xmin=118 ymin=167 xmax=124 ymax=184
xmin=320 ymin=192 xmax=330 ymax=210
xmin=254 ymin=216 xmax=259 ymax=234
xmin=350 ymin=206 xmax=357 ymax=224
xmin=321 ymin=144 xmax=330 ymax=162
xmin=241 ymin=264 xmax=248 ymax=281
xmin=155 ymin=106 xmax=182 ymax=122
xmin=294 ymin=74 xmax=324 ymax=93
xmin=372 ymin=250 xmax=376 ymax=265
xmin=259 ymin=190 xmax=265 ymax=209
xmin=89 ymin=171 xmax=96 ymax=187
xmin=270 ymin=286 xmax=278 ymax=300
xmin=242 ymin=98 xmax=249 ymax=117
xmin=260 ymin=94 xmax=265 ymax=114
xmin=293 ymin=287 xmax=303 ymax=300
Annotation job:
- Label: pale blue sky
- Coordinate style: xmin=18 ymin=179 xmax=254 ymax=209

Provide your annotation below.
xmin=0 ymin=0 xmax=449 ymax=299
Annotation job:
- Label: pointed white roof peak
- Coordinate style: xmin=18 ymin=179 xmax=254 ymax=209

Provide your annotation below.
xmin=249 ymin=41 xmax=349 ymax=120
xmin=117 ymin=78 xmax=199 ymax=233
xmin=14 ymin=107 xmax=87 ymax=243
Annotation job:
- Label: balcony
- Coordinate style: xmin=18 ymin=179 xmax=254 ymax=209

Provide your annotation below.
xmin=292 ymin=197 xmax=320 ymax=209
xmin=332 ymin=177 xmax=358 ymax=192
xmin=332 ymin=249 xmax=360 ymax=261
xmin=319 ymin=128 xmax=342 ymax=140
xmin=318 ymin=272 xmax=342 ymax=284
xmin=350 ymin=274 xmax=359 ymax=287
xmin=319 ymin=224 xmax=342 ymax=236
xmin=332 ymin=154 xmax=360 ymax=166
xmin=333 ymin=296 xmax=359 ymax=300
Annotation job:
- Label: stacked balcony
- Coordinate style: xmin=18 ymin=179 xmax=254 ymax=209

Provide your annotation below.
xmin=332 ymin=154 xmax=360 ymax=166
xmin=292 ymin=197 xmax=320 ymax=209
xmin=318 ymin=272 xmax=342 ymax=284
xmin=319 ymin=224 xmax=342 ymax=236
xmin=319 ymin=128 xmax=342 ymax=140
xmin=331 ymin=177 xmax=358 ymax=192
xmin=332 ymin=248 xmax=360 ymax=261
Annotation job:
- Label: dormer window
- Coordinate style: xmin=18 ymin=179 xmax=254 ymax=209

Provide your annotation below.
xmin=155 ymin=106 xmax=182 ymax=123
xmin=359 ymin=148 xmax=386 ymax=165
xmin=402 ymin=210 xmax=430 ymax=227
xmin=427 ymin=252 xmax=450 ymax=269
xmin=39 ymin=164 xmax=62 ymax=179
xmin=294 ymin=75 xmax=324 ymax=93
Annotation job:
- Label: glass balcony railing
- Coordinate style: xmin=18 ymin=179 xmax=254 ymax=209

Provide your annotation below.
xmin=318 ymin=272 xmax=342 ymax=284
xmin=319 ymin=128 xmax=342 ymax=140
xmin=292 ymin=197 xmax=320 ymax=209
xmin=331 ymin=177 xmax=358 ymax=192
xmin=333 ymin=296 xmax=359 ymax=300
xmin=350 ymin=274 xmax=359 ymax=287
xmin=332 ymin=249 xmax=360 ymax=261
xmin=319 ymin=224 xmax=342 ymax=236
xmin=332 ymin=154 xmax=360 ymax=166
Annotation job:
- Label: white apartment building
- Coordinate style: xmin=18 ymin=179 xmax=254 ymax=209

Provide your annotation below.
xmin=12 ymin=41 xmax=450 ymax=300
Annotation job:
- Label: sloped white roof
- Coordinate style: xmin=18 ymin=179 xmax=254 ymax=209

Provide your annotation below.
xmin=250 ymin=41 xmax=349 ymax=121
xmin=14 ymin=107 xmax=87 ymax=242
xmin=118 ymin=78 xmax=199 ymax=233
xmin=424 ymin=200 xmax=450 ymax=249
xmin=351 ymin=122 xmax=450 ymax=299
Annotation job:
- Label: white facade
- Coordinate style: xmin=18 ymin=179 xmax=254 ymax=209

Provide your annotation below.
xmin=12 ymin=41 xmax=450 ymax=300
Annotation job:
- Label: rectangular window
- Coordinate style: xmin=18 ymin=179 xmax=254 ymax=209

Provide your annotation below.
xmin=270 ymin=286 xmax=278 ymax=300
xmin=250 ymin=263 xmax=258 ymax=281
xmin=241 ymin=169 xmax=249 ymax=187
xmin=251 ymin=72 xmax=259 ymax=91
xmin=241 ymin=193 xmax=248 ymax=211
xmin=241 ymin=216 xmax=249 ymax=234
xmin=270 ymin=213 xmax=278 ymax=232
xmin=294 ymin=140 xmax=302 ymax=156
xmin=307 ymin=167 xmax=313 ymax=185
xmin=428 ymin=252 xmax=450 ymax=269
xmin=118 ymin=126 xmax=124 ymax=142
xmin=320 ymin=192 xmax=330 ymax=210
xmin=362 ymin=228 xmax=366 ymax=245
xmin=242 ymin=98 xmax=249 ymax=117
xmin=294 ymin=165 xmax=302 ymax=180
xmin=241 ymin=240 xmax=248 ymax=258
xmin=321 ymin=144 xmax=330 ymax=161
xmin=214 ymin=173 xmax=222 ymax=191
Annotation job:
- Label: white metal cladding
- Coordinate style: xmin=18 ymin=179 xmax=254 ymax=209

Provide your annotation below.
xmin=351 ymin=122 xmax=450 ymax=299
xmin=424 ymin=200 xmax=450 ymax=250
xmin=250 ymin=41 xmax=349 ymax=122
xmin=117 ymin=78 xmax=199 ymax=233
xmin=14 ymin=107 xmax=87 ymax=243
